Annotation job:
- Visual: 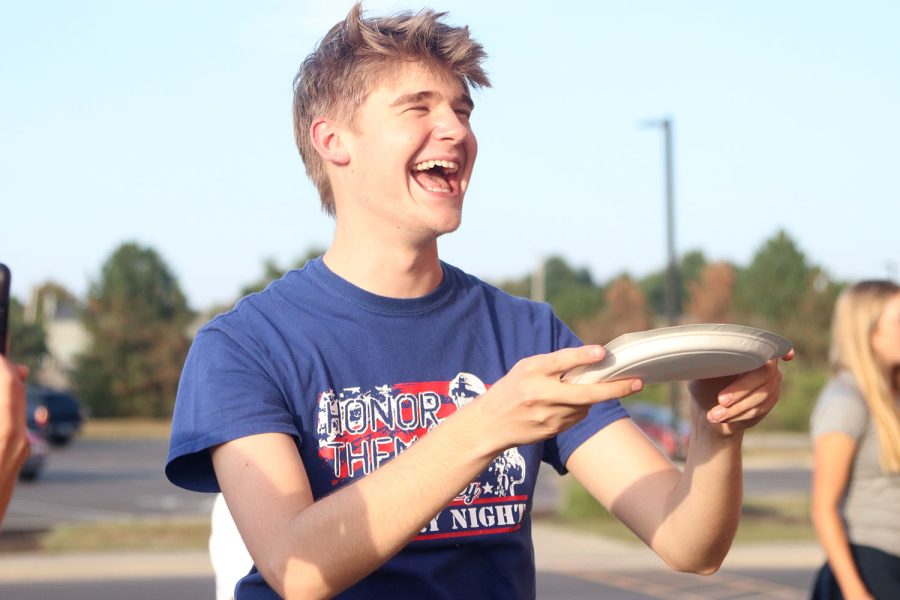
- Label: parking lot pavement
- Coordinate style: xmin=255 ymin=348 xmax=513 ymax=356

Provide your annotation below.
xmin=1 ymin=431 xmax=819 ymax=597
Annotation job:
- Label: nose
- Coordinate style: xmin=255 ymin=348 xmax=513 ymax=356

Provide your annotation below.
xmin=433 ymin=105 xmax=469 ymax=144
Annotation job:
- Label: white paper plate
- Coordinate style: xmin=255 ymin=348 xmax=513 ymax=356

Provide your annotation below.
xmin=562 ymin=324 xmax=792 ymax=385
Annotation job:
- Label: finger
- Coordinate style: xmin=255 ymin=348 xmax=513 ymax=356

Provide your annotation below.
xmin=530 ymin=345 xmax=606 ymax=377
xmin=708 ymin=377 xmax=779 ymax=424
xmin=561 ymin=376 xmax=644 ymax=405
xmin=716 ymin=361 xmax=781 ymax=408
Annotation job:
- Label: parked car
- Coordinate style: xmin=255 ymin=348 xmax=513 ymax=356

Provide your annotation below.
xmin=626 ymin=401 xmax=691 ymax=459
xmin=19 ymin=428 xmax=49 ymax=481
xmin=25 ymin=385 xmax=85 ymax=446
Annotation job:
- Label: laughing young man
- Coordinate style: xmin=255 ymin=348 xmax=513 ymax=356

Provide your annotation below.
xmin=166 ymin=5 xmax=791 ymax=599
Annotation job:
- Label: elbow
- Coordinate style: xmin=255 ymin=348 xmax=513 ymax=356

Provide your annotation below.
xmin=660 ymin=541 xmax=730 ymax=576
xmin=259 ymin=553 xmax=329 ymax=600
xmin=688 ymin=559 xmax=725 ymax=577
xmin=668 ymin=555 xmax=725 ymax=577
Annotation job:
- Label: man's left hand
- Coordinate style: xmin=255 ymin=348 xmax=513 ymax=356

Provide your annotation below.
xmin=688 ymin=349 xmax=794 ymax=436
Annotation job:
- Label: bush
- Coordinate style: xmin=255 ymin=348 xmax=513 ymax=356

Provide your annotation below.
xmin=757 ymin=363 xmax=826 ymax=432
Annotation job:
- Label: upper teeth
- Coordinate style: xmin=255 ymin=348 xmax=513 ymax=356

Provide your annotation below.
xmin=412 ymin=160 xmax=458 ymax=172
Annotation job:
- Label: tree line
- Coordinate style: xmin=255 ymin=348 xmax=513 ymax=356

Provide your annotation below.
xmin=6 ymin=230 xmax=844 ymax=426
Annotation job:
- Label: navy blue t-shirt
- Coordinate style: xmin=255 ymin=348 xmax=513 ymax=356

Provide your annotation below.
xmin=166 ymin=257 xmax=627 ymax=599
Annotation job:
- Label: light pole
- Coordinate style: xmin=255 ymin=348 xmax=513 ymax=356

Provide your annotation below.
xmin=531 ymin=257 xmax=546 ymax=303
xmin=642 ymin=117 xmax=683 ymax=458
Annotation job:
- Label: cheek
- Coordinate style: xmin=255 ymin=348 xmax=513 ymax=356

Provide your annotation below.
xmin=465 ymin=135 xmax=478 ymax=171
xmin=873 ymin=326 xmax=900 ymax=363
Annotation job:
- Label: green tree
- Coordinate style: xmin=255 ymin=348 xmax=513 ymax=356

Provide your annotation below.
xmin=734 ymin=230 xmax=811 ymax=328
xmin=495 ymin=256 xmax=606 ymax=328
xmin=640 ymin=249 xmax=707 ymax=317
xmin=783 ymin=268 xmax=843 ymax=365
xmin=575 ymin=275 xmax=651 ymax=344
xmin=73 ymin=242 xmax=193 ymax=417
xmin=239 ymin=248 xmax=326 ymax=297
xmin=685 ymin=261 xmax=737 ymax=323
xmin=733 ymin=230 xmax=841 ymax=365
xmin=542 ymin=256 xmax=605 ymax=327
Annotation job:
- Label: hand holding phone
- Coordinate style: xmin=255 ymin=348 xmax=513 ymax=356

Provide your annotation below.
xmin=0 ymin=263 xmax=10 ymax=356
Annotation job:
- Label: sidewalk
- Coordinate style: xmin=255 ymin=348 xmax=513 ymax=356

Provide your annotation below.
xmin=532 ymin=521 xmax=823 ymax=573
xmin=0 ymin=521 xmax=822 ymax=585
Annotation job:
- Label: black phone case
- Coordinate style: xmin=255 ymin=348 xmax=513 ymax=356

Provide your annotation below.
xmin=0 ymin=263 xmax=10 ymax=356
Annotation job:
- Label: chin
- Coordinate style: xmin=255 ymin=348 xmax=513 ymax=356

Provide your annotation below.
xmin=433 ymin=209 xmax=464 ymax=235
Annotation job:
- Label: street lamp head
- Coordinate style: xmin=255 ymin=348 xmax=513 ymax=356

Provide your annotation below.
xmin=639 ymin=117 xmax=672 ymax=130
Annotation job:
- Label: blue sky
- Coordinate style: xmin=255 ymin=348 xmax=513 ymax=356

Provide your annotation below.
xmin=2 ymin=0 xmax=898 ymax=309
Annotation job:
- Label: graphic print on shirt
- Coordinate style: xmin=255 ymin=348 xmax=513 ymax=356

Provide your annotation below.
xmin=316 ymin=372 xmax=529 ymax=540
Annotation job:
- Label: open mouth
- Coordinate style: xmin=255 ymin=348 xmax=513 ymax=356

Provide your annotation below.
xmin=410 ymin=159 xmax=460 ymax=194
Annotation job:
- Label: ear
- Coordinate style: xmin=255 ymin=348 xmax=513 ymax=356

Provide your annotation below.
xmin=310 ymin=117 xmax=350 ymax=166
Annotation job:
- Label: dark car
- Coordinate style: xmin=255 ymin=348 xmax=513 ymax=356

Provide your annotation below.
xmin=25 ymin=385 xmax=85 ymax=446
xmin=626 ymin=401 xmax=690 ymax=459
xmin=19 ymin=428 xmax=49 ymax=481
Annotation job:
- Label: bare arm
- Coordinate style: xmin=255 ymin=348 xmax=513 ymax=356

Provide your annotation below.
xmin=568 ymin=356 xmax=788 ymax=574
xmin=811 ymin=432 xmax=873 ymax=600
xmin=213 ymin=345 xmax=642 ymax=599
xmin=0 ymin=358 xmax=29 ymax=527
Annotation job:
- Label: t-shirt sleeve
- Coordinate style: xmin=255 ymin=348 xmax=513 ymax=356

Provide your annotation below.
xmin=165 ymin=326 xmax=300 ymax=492
xmin=541 ymin=316 xmax=629 ymax=474
xmin=810 ymin=374 xmax=869 ymax=442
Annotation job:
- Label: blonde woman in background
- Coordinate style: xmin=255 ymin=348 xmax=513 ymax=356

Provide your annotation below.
xmin=810 ymin=280 xmax=900 ymax=599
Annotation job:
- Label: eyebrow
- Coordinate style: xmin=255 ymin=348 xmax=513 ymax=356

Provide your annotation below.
xmin=390 ymin=90 xmax=475 ymax=111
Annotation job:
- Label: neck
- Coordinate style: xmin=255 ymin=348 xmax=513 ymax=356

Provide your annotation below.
xmin=324 ymin=227 xmax=443 ymax=299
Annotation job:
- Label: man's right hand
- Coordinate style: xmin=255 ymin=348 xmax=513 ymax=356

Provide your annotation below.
xmin=477 ymin=345 xmax=643 ymax=450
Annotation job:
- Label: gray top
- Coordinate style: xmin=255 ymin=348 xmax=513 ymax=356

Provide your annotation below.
xmin=810 ymin=371 xmax=900 ymax=557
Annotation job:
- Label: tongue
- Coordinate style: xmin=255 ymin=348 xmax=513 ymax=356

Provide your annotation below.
xmin=411 ymin=168 xmax=450 ymax=191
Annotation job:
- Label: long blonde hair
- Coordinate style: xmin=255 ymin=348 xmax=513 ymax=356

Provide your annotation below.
xmin=829 ymin=280 xmax=900 ymax=472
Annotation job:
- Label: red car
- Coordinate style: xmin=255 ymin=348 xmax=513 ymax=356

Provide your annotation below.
xmin=19 ymin=428 xmax=49 ymax=481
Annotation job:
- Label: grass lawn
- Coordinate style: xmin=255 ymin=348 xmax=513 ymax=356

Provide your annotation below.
xmin=0 ymin=518 xmax=211 ymax=554
xmin=42 ymin=517 xmax=212 ymax=553
xmin=82 ymin=418 xmax=172 ymax=440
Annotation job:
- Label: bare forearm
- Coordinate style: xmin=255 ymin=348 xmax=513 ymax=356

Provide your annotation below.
xmin=571 ymin=419 xmax=743 ymax=574
xmin=651 ymin=427 xmax=743 ymax=573
xmin=650 ymin=360 xmax=787 ymax=573
xmin=273 ymin=401 xmax=500 ymax=598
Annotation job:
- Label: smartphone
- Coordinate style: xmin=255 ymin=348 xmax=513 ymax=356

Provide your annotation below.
xmin=0 ymin=263 xmax=10 ymax=356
